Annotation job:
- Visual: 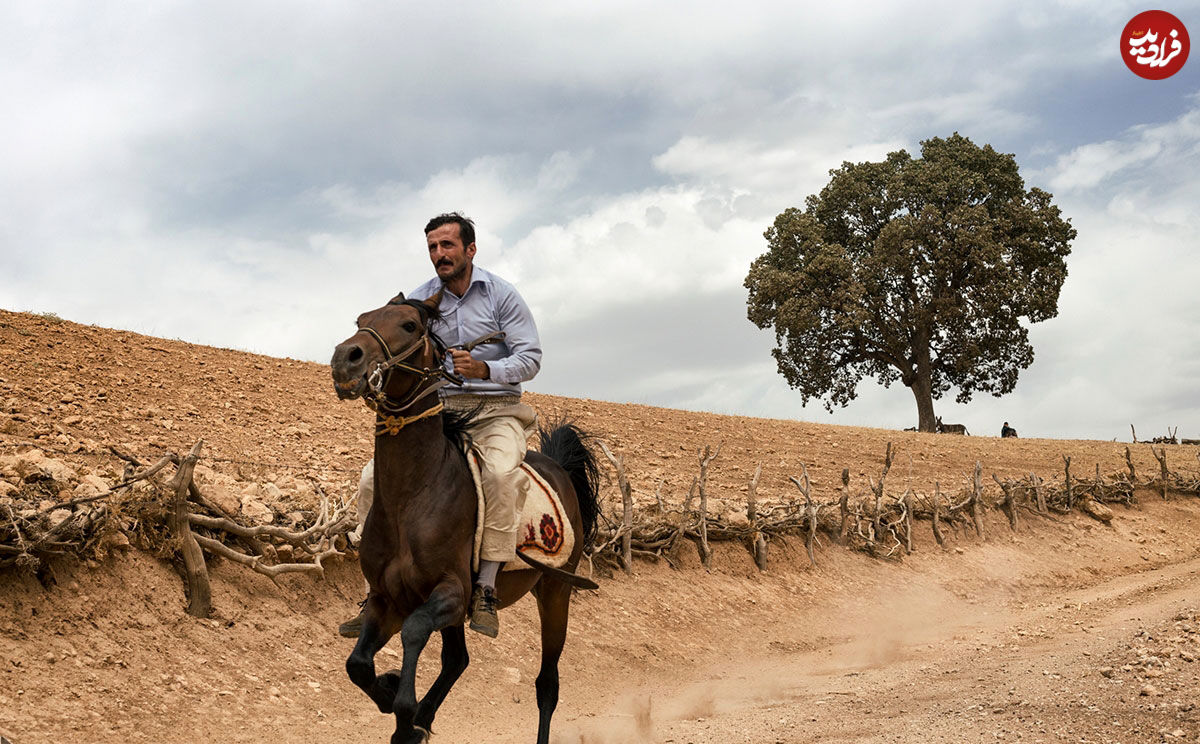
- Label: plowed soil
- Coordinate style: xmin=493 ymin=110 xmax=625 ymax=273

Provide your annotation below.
xmin=1 ymin=308 xmax=1198 ymax=744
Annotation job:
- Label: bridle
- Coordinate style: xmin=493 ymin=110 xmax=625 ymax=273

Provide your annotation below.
xmin=355 ymin=319 xmax=458 ymax=400
xmin=351 ymin=298 xmax=506 ymax=437
xmin=358 ymin=325 xmax=461 ymax=400
xmin=354 ymin=318 xmax=460 ymax=436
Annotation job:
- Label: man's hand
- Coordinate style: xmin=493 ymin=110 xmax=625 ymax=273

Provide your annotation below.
xmin=449 ymin=349 xmax=490 ymax=380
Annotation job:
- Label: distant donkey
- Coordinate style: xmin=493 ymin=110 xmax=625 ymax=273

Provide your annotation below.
xmin=936 ymin=416 xmax=969 ymax=435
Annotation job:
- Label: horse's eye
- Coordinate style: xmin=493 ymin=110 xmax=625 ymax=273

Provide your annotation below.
xmin=403 ymin=322 xmax=417 ymax=333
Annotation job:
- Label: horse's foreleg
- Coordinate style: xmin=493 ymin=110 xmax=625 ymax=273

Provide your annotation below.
xmin=413 ymin=624 xmax=470 ymax=732
xmin=391 ymin=581 xmax=466 ymax=744
xmin=345 ymin=595 xmax=404 ymax=714
xmin=532 ymin=580 xmax=572 ymax=744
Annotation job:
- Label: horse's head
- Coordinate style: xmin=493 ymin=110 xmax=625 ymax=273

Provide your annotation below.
xmin=330 ymin=291 xmax=444 ymax=403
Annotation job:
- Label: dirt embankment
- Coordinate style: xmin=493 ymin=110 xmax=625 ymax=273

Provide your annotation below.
xmin=2 ymin=308 xmax=1200 ymax=743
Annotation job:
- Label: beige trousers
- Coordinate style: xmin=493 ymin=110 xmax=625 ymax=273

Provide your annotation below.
xmin=354 ymin=395 xmax=538 ymax=563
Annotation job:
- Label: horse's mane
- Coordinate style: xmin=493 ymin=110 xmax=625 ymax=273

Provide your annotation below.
xmin=399 ymin=297 xmax=442 ymax=324
xmin=401 ymin=297 xmax=450 ymax=358
xmin=391 ymin=292 xmax=470 ymax=449
xmin=441 ymin=403 xmax=481 ymax=456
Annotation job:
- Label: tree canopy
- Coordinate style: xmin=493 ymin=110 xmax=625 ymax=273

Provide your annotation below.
xmin=744 ymin=133 xmax=1075 ymax=432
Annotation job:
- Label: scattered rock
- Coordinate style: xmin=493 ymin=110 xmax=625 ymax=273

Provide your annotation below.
xmin=32 ymin=456 xmax=77 ymax=484
xmin=101 ymin=531 xmax=131 ymax=550
xmin=275 ymin=473 xmax=298 ymax=490
xmin=72 ymin=474 xmax=110 ymax=498
xmin=240 ymin=497 xmax=274 ymax=524
xmin=725 ymin=510 xmax=750 ymax=527
xmin=1080 ymin=497 xmax=1113 ymax=523
xmin=260 ymin=483 xmax=285 ymax=505
xmin=204 ymin=485 xmax=241 ymax=517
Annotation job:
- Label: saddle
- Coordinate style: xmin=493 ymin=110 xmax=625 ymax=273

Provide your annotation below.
xmin=466 ymin=450 xmax=575 ymax=573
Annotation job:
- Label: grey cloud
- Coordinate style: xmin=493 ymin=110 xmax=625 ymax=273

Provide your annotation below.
xmin=3 ymin=2 xmax=1200 ymax=443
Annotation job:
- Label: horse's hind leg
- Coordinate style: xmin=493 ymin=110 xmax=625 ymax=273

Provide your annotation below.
xmin=392 ymin=580 xmax=467 ymax=744
xmin=413 ymin=624 xmax=469 ymax=732
xmin=532 ymin=579 xmax=572 ymax=744
xmin=345 ymin=595 xmax=404 ymax=714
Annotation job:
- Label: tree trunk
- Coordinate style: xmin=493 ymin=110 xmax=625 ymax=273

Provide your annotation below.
xmin=909 ymin=374 xmax=936 ymax=432
xmin=908 ymin=333 xmax=936 ymax=432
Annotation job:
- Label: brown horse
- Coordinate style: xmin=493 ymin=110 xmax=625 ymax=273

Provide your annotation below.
xmin=329 ymin=292 xmax=599 ymax=744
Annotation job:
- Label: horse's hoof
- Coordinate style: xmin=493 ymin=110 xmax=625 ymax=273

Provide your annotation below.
xmin=390 ymin=726 xmax=431 ymax=744
xmin=374 ymin=672 xmax=402 ymax=714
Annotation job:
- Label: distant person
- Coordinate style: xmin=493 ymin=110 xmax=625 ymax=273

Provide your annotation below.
xmin=340 ymin=211 xmax=542 ymax=641
xmin=1001 ymin=421 xmax=1018 ymax=438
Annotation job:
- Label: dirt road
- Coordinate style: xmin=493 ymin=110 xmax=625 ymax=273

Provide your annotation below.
xmin=360 ymin=498 xmax=1200 ymax=744
xmin=2 ymin=497 xmax=1199 ymax=744
xmin=566 ymin=556 xmax=1199 ymax=744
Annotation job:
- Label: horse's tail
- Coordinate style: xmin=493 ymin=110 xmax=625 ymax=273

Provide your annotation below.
xmin=538 ymin=419 xmax=600 ymax=548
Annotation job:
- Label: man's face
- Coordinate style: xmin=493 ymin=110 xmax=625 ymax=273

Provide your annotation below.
xmin=426 ymin=223 xmax=476 ymax=283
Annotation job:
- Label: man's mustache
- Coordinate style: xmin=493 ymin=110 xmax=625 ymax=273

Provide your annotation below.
xmin=437 ymin=259 xmax=453 ymax=268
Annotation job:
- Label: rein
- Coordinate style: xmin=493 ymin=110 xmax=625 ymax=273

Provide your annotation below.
xmin=355 ymin=326 xmax=458 ymax=431
xmin=375 ymin=401 xmax=444 ymax=437
xmin=354 ymin=317 xmax=506 ymax=438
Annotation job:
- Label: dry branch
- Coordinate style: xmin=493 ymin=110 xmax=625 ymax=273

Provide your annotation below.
xmin=192 ymin=534 xmax=341 ymax=578
xmin=747 ymin=463 xmax=767 ymax=570
xmin=838 ymin=469 xmax=851 ymax=544
xmin=992 ymin=473 xmax=1018 ymax=531
xmin=696 ymin=443 xmax=720 ymax=570
xmin=1029 ymin=473 xmax=1046 ymax=514
xmin=931 ymin=483 xmax=945 ymax=547
xmin=597 ymin=442 xmax=634 ymax=575
xmin=1063 ymin=455 xmax=1073 ymax=511
xmin=970 ymin=462 xmax=985 ymax=538
xmin=789 ymin=465 xmax=819 ymax=567
xmin=1151 ymin=446 xmax=1169 ymax=499
xmin=168 ymin=440 xmax=211 ymax=618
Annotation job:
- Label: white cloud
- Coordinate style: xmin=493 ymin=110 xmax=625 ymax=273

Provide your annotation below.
xmin=1044 ymin=104 xmax=1200 ymax=194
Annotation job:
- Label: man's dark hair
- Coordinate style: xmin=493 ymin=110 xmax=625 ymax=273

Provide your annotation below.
xmin=424 ymin=212 xmax=476 ymax=247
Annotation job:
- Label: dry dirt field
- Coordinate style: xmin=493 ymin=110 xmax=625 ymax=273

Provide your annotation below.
xmin=1 ymin=308 xmax=1199 ymax=744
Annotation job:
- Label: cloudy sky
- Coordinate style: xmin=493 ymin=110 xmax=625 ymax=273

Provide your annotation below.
xmin=2 ymin=1 xmax=1197 ymax=441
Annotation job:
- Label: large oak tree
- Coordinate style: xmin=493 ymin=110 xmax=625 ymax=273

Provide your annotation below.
xmin=745 ymin=134 xmax=1075 ymax=432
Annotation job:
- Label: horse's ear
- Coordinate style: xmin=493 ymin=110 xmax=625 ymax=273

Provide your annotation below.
xmin=387 ymin=292 xmax=406 ymax=305
xmin=421 ymin=290 xmax=442 ymax=312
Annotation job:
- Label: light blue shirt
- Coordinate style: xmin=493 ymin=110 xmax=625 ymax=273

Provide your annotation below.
xmin=410 ymin=265 xmax=542 ymax=397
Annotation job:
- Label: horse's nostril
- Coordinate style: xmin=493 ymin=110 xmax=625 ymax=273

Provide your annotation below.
xmin=349 ymin=347 xmax=363 ymax=364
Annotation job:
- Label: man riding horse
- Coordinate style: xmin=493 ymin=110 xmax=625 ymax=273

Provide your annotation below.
xmin=340 ymin=211 xmax=542 ymax=639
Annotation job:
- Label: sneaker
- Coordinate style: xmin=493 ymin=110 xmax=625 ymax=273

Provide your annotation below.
xmin=338 ymin=600 xmax=366 ymax=638
xmin=468 ymin=585 xmax=499 ymax=638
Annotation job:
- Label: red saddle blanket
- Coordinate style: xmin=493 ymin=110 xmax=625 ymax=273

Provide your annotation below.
xmin=468 ymin=452 xmax=574 ymax=572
